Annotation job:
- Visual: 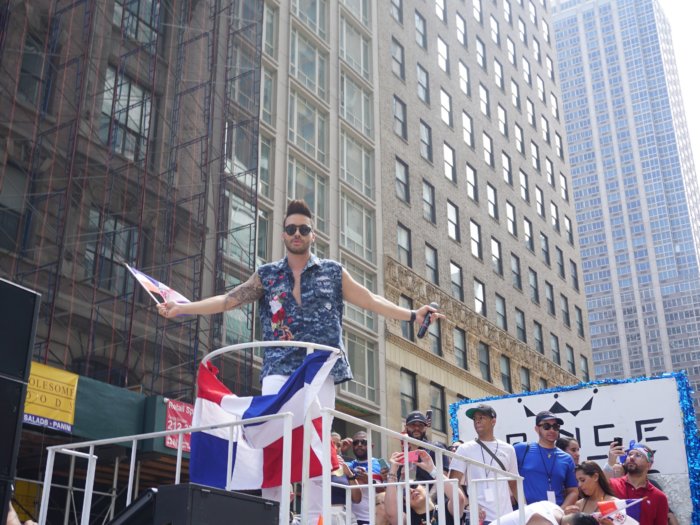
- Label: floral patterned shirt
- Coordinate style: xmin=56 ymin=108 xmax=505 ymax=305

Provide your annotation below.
xmin=257 ymin=255 xmax=352 ymax=384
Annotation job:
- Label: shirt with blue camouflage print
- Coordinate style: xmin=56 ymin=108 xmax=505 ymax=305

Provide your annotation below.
xmin=257 ymin=255 xmax=352 ymax=384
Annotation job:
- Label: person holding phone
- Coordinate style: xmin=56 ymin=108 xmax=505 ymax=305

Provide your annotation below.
xmin=401 ymin=411 xmax=450 ymax=482
xmin=347 ymin=431 xmax=385 ymax=525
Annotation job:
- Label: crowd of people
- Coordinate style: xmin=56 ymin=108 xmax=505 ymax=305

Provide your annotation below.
xmin=319 ymin=406 xmax=673 ymax=525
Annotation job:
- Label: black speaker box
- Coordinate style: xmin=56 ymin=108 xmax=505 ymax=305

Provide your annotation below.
xmin=107 ymin=488 xmax=157 ymax=525
xmin=0 ymin=379 xmax=26 ymax=479
xmin=0 ymin=477 xmax=11 ymax=525
xmin=154 ymin=483 xmax=279 ymax=525
xmin=0 ymin=278 xmax=40 ymax=382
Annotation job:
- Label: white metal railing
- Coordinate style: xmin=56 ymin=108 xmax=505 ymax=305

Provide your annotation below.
xmin=37 ymin=341 xmax=526 ymax=524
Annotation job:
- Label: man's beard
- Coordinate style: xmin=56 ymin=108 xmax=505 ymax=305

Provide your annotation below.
xmin=285 ymin=239 xmax=310 ymax=255
xmin=354 ymin=451 xmax=368 ymax=461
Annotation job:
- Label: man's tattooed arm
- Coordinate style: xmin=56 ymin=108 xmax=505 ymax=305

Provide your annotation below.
xmin=224 ymin=272 xmax=264 ymax=310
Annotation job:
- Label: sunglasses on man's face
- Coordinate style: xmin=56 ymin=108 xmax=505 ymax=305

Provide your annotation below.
xmin=284 ymin=224 xmax=313 ymax=236
xmin=538 ymin=423 xmax=561 ymax=431
xmin=353 ymin=439 xmax=367 ymax=446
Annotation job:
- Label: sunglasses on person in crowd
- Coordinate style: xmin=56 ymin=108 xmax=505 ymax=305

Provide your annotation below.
xmin=284 ymin=224 xmax=313 ymax=236
xmin=538 ymin=423 xmax=561 ymax=431
xmin=353 ymin=439 xmax=368 ymax=446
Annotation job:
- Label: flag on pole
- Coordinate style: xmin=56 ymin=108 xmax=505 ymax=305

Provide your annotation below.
xmin=190 ymin=349 xmax=340 ymax=490
xmin=125 ymin=264 xmax=190 ymax=305
xmin=597 ymin=498 xmax=644 ymax=524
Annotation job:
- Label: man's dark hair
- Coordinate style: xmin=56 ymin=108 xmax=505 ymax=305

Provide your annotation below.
xmin=561 ymin=513 xmax=598 ymax=525
xmin=285 ymin=199 xmax=312 ymax=222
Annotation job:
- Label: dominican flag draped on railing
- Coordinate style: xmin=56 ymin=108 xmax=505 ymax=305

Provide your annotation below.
xmin=597 ymin=498 xmax=644 ymax=524
xmin=125 ymin=264 xmax=190 ymax=304
xmin=190 ymin=349 xmax=340 ymax=490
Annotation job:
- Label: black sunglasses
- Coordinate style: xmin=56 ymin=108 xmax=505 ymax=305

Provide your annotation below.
xmin=284 ymin=224 xmax=313 ymax=236
xmin=353 ymin=439 xmax=367 ymax=446
xmin=538 ymin=423 xmax=561 ymax=431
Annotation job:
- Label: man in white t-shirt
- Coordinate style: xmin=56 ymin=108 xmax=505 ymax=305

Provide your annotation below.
xmin=448 ymin=404 xmax=519 ymax=524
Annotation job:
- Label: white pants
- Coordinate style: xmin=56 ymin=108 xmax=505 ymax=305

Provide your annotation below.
xmin=261 ymin=374 xmax=336 ymax=524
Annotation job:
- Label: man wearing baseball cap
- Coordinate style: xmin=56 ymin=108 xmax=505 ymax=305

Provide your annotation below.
xmin=448 ymin=404 xmax=519 ymax=524
xmin=401 ymin=410 xmax=449 ymax=482
xmin=608 ymin=443 xmax=668 ymax=525
xmin=514 ymin=411 xmax=578 ymax=506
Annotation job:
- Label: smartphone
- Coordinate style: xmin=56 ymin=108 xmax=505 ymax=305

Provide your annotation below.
xmin=378 ymin=458 xmax=390 ymax=470
xmin=425 ymin=409 xmax=433 ymax=427
xmin=407 ymin=450 xmax=421 ymax=463
xmin=612 ymin=437 xmax=623 ymax=448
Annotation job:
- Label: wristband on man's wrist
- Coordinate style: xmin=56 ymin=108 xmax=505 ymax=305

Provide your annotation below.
xmin=410 ymin=310 xmax=417 ymax=323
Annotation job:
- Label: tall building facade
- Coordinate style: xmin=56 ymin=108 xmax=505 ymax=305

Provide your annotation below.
xmin=374 ymin=0 xmax=591 ymax=441
xmin=552 ymin=0 xmax=700 ymax=412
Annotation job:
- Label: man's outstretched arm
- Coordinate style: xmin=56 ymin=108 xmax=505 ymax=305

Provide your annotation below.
xmin=158 ymin=272 xmax=264 ymax=318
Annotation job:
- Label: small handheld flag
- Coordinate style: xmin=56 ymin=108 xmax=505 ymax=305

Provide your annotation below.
xmin=125 ymin=264 xmax=190 ymax=305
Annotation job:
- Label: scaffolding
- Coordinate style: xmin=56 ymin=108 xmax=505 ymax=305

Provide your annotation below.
xmin=0 ymin=0 xmax=262 ymax=410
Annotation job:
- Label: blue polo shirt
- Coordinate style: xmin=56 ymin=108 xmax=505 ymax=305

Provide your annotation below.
xmin=514 ymin=442 xmax=577 ymax=505
xmin=257 ymin=255 xmax=352 ymax=383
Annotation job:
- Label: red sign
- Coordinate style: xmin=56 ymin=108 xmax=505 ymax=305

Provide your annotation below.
xmin=164 ymin=398 xmax=193 ymax=452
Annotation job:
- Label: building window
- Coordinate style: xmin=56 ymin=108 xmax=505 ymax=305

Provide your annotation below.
xmin=263 ymin=3 xmax=278 ymax=57
xmin=400 ymin=369 xmax=417 ymax=417
xmin=580 ymin=355 xmax=590 ymax=382
xmin=444 ymin=143 xmax=456 ymax=182
xmin=561 ymin=294 xmax=570 ymax=326
xmin=458 ymin=61 xmax=471 ymax=96
xmin=476 ymin=37 xmax=486 ymax=69
xmin=507 ymin=37 xmax=516 ymax=65
xmin=541 ymin=115 xmax=550 ymax=143
xmin=18 ymin=34 xmax=53 ymax=111
xmin=429 ymin=383 xmax=446 ymax=432
xmin=531 ymin=141 xmax=540 ymax=171
xmin=437 ymin=36 xmax=449 ymax=72
xmin=426 ymin=243 xmax=439 ymax=284
xmin=390 ymin=0 xmax=403 ymax=23
xmin=555 ymin=132 xmax=564 ymax=159
xmin=490 ymin=15 xmax=500 ymax=44
xmin=487 ymin=185 xmax=499 ymax=220
xmin=494 ymin=58 xmax=504 ymax=89
xmin=454 ymin=327 xmax=468 ymax=369
xmin=473 ymin=0 xmax=482 ymax=23
xmin=420 ymin=120 xmax=433 ymax=161
xmin=502 ymin=152 xmax=512 ymax=185
xmin=470 ymin=220 xmax=482 ymax=259
xmin=340 ymin=73 xmax=373 ymax=137
xmin=397 ymin=223 xmax=412 ymax=267
xmin=415 ymin=10 xmax=427 ymax=48
xmin=501 ymin=355 xmax=513 ymax=392
xmin=340 ymin=193 xmax=374 ymax=262
xmin=551 ymin=202 xmax=560 ymax=231
xmin=291 ymin=27 xmax=328 ymax=98
xmin=393 ymin=96 xmax=407 ymax=139
xmin=565 ymin=215 xmax=574 ymax=245
xmin=423 ymin=180 xmax=436 ymax=223
xmin=529 ymin=268 xmax=539 ymax=303
xmin=341 ymin=131 xmax=374 ymax=198
xmin=556 ymin=247 xmax=565 ymax=279
xmin=546 ymin=55 xmax=554 ymax=80
xmin=340 ymin=16 xmax=371 ymax=79
xmin=522 ymin=56 xmax=531 ymax=85
xmin=506 ymin=201 xmax=517 ymax=236
xmin=534 ymin=321 xmax=544 ymax=354
xmin=566 ymin=344 xmax=576 ymax=375
xmin=517 ymin=16 xmax=527 ymax=43
xmin=520 ymin=367 xmax=531 ymax=391
xmin=257 ymin=208 xmax=271 ymax=263
xmin=417 ymin=63 xmax=430 ymax=103
xmin=399 ymin=295 xmax=415 ymax=340
xmin=483 ymin=133 xmax=494 ymax=167
xmin=440 ymin=89 xmax=453 ymax=126
xmin=491 ymin=237 xmax=503 ymax=275
xmin=575 ymin=306 xmax=585 ymax=338
xmin=497 ymin=105 xmax=508 ymax=136
xmin=551 ymin=333 xmax=560 ymax=365
xmin=570 ymin=260 xmax=580 ymax=291
xmin=545 ymin=281 xmax=555 ymax=315
xmin=535 ymin=186 xmax=545 ymax=218
xmin=428 ymin=321 xmax=442 ymax=356
xmin=341 ymin=332 xmax=377 ymax=402
xmin=532 ymin=36 xmax=541 ymax=62
xmin=551 ymin=93 xmax=560 ymax=119
xmin=523 ymin=217 xmax=533 ymax=250
xmin=261 ymin=67 xmax=275 ymax=126
xmin=515 ymin=308 xmax=526 ymax=342
xmin=511 ymin=253 xmax=522 ymax=289
xmin=515 ymin=123 xmax=524 ymax=154
xmin=391 ymin=38 xmax=405 ymax=79
xmin=343 ymin=0 xmax=371 ymax=26
xmin=259 ymin=136 xmax=273 ymax=198
xmin=288 ymin=156 xmax=328 ymax=232
xmin=504 ymin=0 xmax=512 ymax=23
xmin=288 ymin=90 xmax=327 ymax=164
xmin=479 ymin=84 xmax=490 ymax=116
xmin=85 ymin=209 xmax=138 ymax=295
xmin=463 ymin=112 xmax=474 ymax=147
xmin=478 ymin=342 xmax=491 ymax=382
xmin=495 ymin=294 xmax=507 ymax=330
xmin=541 ymin=232 xmax=550 ymax=265
xmin=450 ymin=261 xmax=464 ymax=301
xmin=519 ymin=170 xmax=529 ymax=202
xmin=474 ymin=278 xmax=486 ymax=316
xmin=456 ymin=13 xmax=467 ymax=46
xmin=447 ymin=201 xmax=460 ymax=241
xmin=113 ymin=0 xmax=160 ymax=43
xmin=100 ymin=67 xmax=153 ymax=164
xmin=511 ymin=78 xmax=520 ymax=109
xmin=435 ymin=0 xmax=446 ymax=21
xmin=343 ymin=257 xmax=377 ymax=331
xmin=395 ymin=157 xmax=410 ymax=202
xmin=293 ymin=0 xmax=328 ymax=40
